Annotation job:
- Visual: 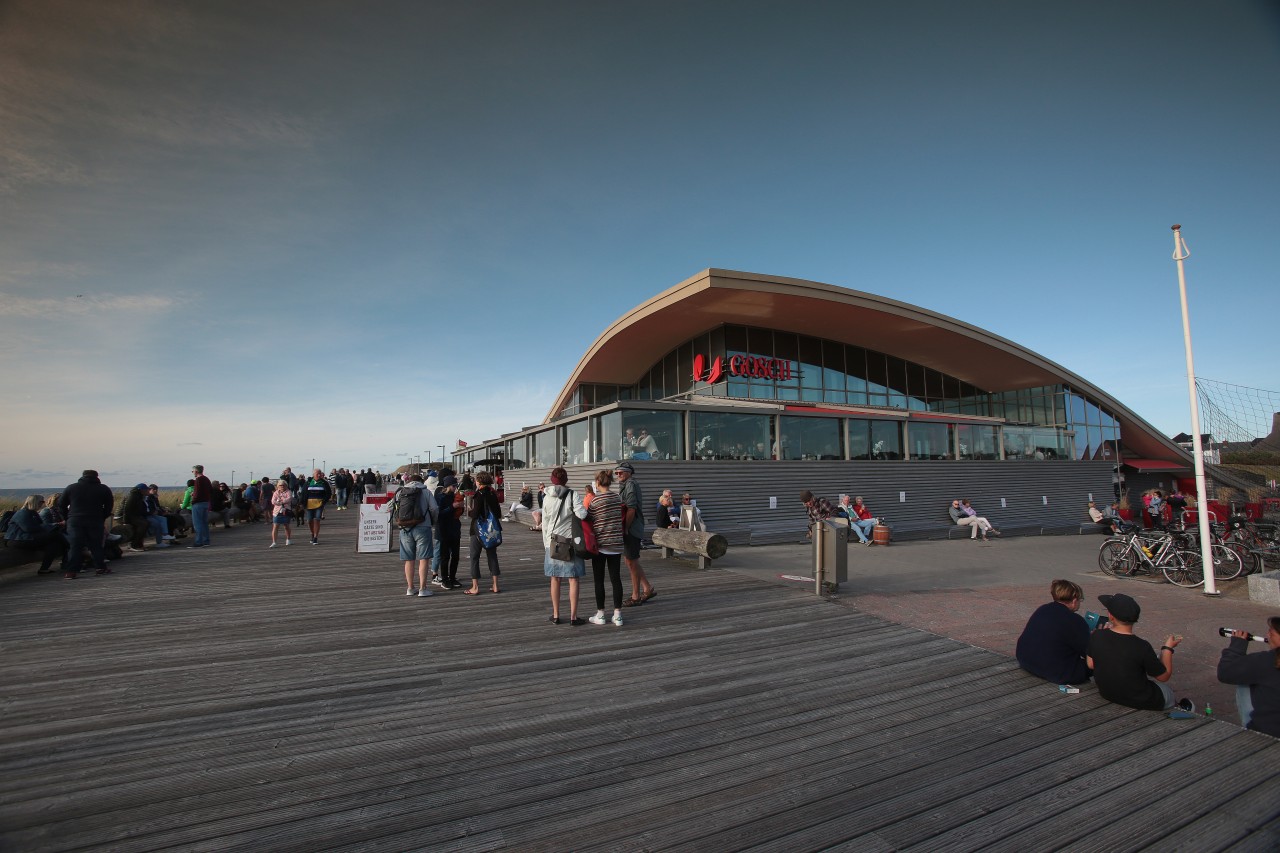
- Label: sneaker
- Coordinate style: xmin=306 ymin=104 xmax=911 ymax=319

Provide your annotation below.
xmin=127 ymin=545 xmax=145 ymax=552
xmin=155 ymin=542 xmax=171 ymax=548
xmin=268 ymin=543 xmax=277 ymax=548
xmin=431 ymin=577 xmax=445 ymax=587
xmin=406 ymin=587 xmax=416 ymax=596
xmin=417 ymin=588 xmax=434 ymax=597
xmin=285 ymin=539 xmax=291 ymax=546
xmin=107 ymin=533 xmax=123 ymax=542
xmin=310 ymin=538 xmax=318 ymax=545
xmin=612 ymin=613 xmax=624 ymax=627
xmin=589 ymin=613 xmax=607 ymax=625
xmin=162 ymin=535 xmax=176 ymax=541
xmin=1177 ymin=698 xmax=1195 ymax=713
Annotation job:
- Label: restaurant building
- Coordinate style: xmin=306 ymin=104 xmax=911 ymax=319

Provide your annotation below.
xmin=454 ymin=270 xmax=1194 ymax=542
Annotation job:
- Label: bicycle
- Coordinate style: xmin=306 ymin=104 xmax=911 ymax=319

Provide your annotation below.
xmin=1222 ymin=518 xmax=1280 ymax=576
xmin=1097 ymin=530 xmax=1205 ymax=587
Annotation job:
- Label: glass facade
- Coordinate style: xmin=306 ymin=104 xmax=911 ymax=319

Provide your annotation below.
xmin=487 ymin=323 xmax=1124 ymax=470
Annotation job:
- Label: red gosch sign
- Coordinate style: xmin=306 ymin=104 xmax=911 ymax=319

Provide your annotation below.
xmin=693 ymin=354 xmax=793 ymax=383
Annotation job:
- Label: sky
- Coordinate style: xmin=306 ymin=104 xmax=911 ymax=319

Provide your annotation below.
xmin=2 ymin=0 xmax=1278 ymax=489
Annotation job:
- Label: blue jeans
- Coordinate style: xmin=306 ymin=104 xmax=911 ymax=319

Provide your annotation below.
xmin=147 ymin=515 xmax=170 ymax=544
xmin=1236 ymin=685 xmax=1254 ymax=728
xmin=338 ymin=488 xmax=349 ymax=506
xmin=851 ymin=518 xmax=876 ymax=543
xmin=191 ymin=502 xmax=210 ymax=546
xmin=430 ymin=535 xmax=441 ymax=574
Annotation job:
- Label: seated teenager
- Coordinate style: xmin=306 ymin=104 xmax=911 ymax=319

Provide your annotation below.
xmin=1015 ymin=579 xmax=1094 ymax=685
xmin=1087 ymin=593 xmax=1190 ymax=712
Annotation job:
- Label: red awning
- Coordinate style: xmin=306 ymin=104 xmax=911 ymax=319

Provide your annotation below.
xmin=1121 ymin=458 xmax=1188 ymax=472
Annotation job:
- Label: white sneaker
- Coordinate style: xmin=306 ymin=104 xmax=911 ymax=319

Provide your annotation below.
xmin=268 ymin=543 xmax=277 ymax=548
xmin=127 ymin=546 xmax=145 ymax=552
xmin=588 ymin=613 xmax=607 ymax=625
xmin=417 ymin=588 xmax=434 ymax=597
xmin=285 ymin=539 xmax=291 ymax=546
xmin=406 ymin=587 xmax=416 ymax=596
xmin=612 ymin=612 xmax=624 ymax=627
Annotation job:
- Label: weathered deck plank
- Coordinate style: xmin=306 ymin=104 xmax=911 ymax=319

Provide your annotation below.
xmin=1 ymin=509 xmax=1276 ymax=851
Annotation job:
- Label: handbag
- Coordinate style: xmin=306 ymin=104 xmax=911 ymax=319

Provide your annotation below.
xmin=476 ymin=508 xmax=503 ymax=548
xmin=549 ymin=489 xmax=580 ymax=561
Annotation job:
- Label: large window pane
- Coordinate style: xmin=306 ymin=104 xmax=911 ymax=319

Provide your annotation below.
xmin=774 ymin=332 xmax=799 ymax=388
xmin=957 ymin=424 xmax=998 ymax=460
xmin=779 ymin=416 xmax=843 ymax=460
xmin=560 ymin=419 xmax=589 ymax=466
xmin=596 ymin=411 xmax=621 ymax=463
xmin=690 ymin=412 xmax=772 ymax=460
xmin=798 ymin=335 xmax=823 ymax=389
xmin=621 ymin=409 xmax=683 ymax=460
xmin=870 ymin=420 xmax=902 ymax=459
xmin=532 ymin=430 xmax=556 ymax=468
xmin=505 ymin=437 xmax=527 ymax=470
xmin=849 ymin=419 xmax=871 ymax=459
xmin=909 ymin=422 xmax=953 ymax=460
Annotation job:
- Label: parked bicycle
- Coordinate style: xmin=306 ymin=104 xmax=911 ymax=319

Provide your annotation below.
xmin=1097 ymin=530 xmax=1204 ymax=587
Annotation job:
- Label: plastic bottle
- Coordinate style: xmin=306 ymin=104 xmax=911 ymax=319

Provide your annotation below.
xmin=1204 ymin=703 xmax=1213 ymax=717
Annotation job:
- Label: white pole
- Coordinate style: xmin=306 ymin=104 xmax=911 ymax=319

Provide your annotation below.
xmin=1171 ymin=224 xmax=1218 ymax=596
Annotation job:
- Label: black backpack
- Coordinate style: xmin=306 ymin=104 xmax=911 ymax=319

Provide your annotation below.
xmin=394 ymin=488 xmax=425 ymax=529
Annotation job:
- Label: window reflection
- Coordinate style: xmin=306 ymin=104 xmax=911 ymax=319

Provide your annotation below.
xmin=778 ymin=416 xmax=843 ymax=460
xmin=690 ymin=412 xmax=772 ymax=460
xmin=620 ymin=410 xmax=683 ymax=460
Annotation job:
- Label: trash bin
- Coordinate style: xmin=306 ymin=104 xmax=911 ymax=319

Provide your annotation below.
xmin=812 ymin=519 xmax=848 ymax=592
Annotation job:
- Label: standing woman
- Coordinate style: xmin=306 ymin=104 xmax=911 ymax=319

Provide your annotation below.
xmin=541 ymin=467 xmax=587 ymax=625
xmin=585 ymin=470 xmax=626 ymax=627
xmin=465 ymin=471 xmax=503 ymax=594
xmin=269 ymin=479 xmax=294 ymax=547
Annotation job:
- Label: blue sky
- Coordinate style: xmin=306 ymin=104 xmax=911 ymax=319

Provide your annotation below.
xmin=2 ymin=0 xmax=1277 ymax=489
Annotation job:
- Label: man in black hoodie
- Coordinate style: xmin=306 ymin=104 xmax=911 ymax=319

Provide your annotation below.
xmin=58 ymin=469 xmax=116 ymax=579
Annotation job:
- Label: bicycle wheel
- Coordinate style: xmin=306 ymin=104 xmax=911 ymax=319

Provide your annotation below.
xmin=1162 ymin=552 xmax=1204 ymax=588
xmin=1209 ymin=544 xmax=1244 ymax=581
xmin=1226 ymin=542 xmax=1260 ymax=576
xmin=1098 ymin=540 xmax=1133 ymax=576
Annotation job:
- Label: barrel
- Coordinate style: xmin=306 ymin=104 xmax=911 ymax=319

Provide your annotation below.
xmin=872 ymin=524 xmax=891 ymax=546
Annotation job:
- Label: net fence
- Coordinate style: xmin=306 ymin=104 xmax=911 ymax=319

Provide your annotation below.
xmin=1195 ymin=377 xmax=1280 ymax=502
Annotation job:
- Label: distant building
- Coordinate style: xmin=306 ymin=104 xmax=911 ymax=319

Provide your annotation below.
xmin=1171 ymin=432 xmax=1220 ymax=465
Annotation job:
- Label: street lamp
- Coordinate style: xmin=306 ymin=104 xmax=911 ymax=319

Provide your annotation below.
xmin=438 ymin=444 xmax=446 ymax=469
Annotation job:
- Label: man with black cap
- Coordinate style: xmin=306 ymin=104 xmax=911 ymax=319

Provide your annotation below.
xmin=614 ymin=462 xmax=655 ymax=607
xmin=1087 ymin=592 xmax=1192 ymax=712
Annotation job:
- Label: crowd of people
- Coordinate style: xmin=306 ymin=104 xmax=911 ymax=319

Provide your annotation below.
xmin=1014 ymin=581 xmax=1280 ymax=737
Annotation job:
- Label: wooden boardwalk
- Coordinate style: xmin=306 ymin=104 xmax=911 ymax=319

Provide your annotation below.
xmin=1 ymin=508 xmax=1277 ymax=852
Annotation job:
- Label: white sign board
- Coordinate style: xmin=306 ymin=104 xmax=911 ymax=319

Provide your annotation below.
xmin=357 ymin=502 xmax=393 ymax=553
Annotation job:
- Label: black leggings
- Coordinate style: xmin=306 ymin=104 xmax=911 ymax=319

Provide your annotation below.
xmin=469 ymin=535 xmax=500 ymax=579
xmin=591 ymin=552 xmax=623 ymax=610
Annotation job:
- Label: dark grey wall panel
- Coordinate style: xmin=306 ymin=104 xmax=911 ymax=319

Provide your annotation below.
xmin=518 ymin=460 xmax=1113 ymax=541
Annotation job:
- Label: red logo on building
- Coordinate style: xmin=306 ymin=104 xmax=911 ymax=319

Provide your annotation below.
xmin=693 ymin=354 xmax=725 ymax=384
xmin=693 ymin=354 xmax=791 ymax=383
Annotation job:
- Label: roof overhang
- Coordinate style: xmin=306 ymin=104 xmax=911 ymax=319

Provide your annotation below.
xmin=543 ymin=269 xmax=1191 ymax=465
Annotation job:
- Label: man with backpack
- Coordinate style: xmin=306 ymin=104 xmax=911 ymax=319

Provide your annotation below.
xmin=393 ymin=473 xmax=439 ymax=597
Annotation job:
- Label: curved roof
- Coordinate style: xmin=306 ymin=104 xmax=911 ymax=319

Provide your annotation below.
xmin=547 ymin=269 xmax=1189 ymax=464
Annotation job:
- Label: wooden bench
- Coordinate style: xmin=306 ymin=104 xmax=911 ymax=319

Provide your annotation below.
xmin=506 ymin=505 xmax=541 ymax=529
xmin=650 ymin=527 xmax=729 ymax=569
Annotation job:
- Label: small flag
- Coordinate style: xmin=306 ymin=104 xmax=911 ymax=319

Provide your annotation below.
xmin=1268 ymin=479 xmax=1278 ymax=491
xmin=457 ymin=439 xmax=468 ymax=448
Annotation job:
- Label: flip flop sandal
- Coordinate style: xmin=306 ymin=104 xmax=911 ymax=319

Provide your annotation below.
xmin=622 ymin=597 xmax=644 ymax=607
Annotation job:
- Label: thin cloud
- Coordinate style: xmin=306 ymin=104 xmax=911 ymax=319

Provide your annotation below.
xmin=0 ymin=292 xmax=179 ymax=319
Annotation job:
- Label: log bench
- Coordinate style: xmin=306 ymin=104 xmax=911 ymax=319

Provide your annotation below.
xmin=650 ymin=527 xmax=729 ymax=569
